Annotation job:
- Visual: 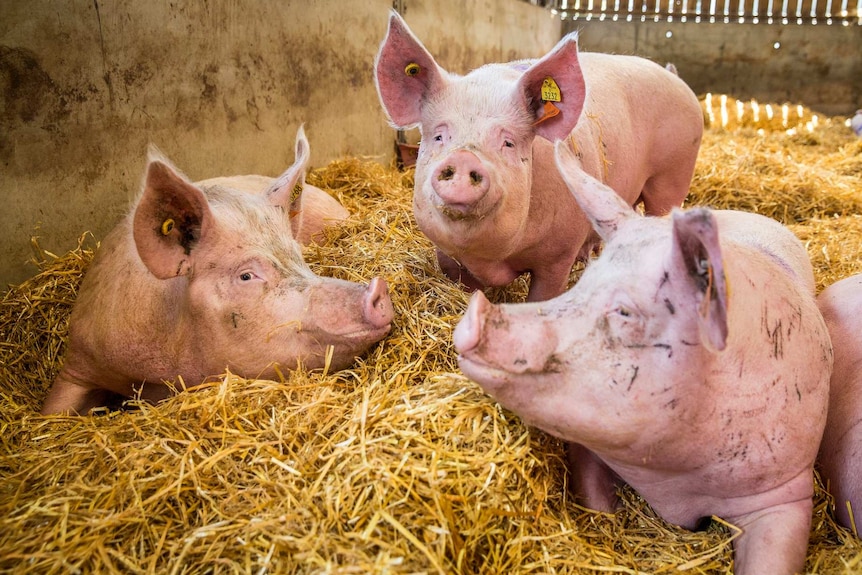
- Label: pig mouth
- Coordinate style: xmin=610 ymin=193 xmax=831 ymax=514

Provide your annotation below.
xmin=457 ymin=353 xmax=546 ymax=398
xmin=436 ymin=203 xmax=488 ymax=222
xmin=458 ymin=353 xmax=505 ymax=377
xmin=459 ymin=351 xmax=562 ymax=380
xmin=305 ymin=324 xmax=392 ymax=348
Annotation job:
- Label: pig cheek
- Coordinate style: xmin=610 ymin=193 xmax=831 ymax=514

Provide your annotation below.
xmin=604 ymin=313 xmax=648 ymax=349
xmin=220 ymin=281 xmax=310 ymax=372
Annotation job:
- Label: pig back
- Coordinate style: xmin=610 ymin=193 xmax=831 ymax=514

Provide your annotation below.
xmin=712 ymin=210 xmax=815 ymax=294
xmin=704 ymin=213 xmax=830 ymax=481
xmin=197 ymin=175 xmax=348 ymax=245
xmin=571 ymin=52 xmax=703 ymax=207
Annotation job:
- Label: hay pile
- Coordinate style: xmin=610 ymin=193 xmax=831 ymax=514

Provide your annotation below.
xmin=2 ymin=97 xmax=862 ymax=574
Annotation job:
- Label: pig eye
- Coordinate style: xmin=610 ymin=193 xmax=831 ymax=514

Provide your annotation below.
xmin=503 ymin=140 xmax=515 ymax=148
xmin=239 ymin=270 xmax=264 ymax=282
xmin=617 ymin=306 xmax=632 ymax=318
xmin=433 ymin=134 xmax=443 ymax=142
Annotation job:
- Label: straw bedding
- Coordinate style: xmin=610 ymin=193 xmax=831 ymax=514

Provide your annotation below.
xmin=2 ymin=98 xmax=862 ymax=574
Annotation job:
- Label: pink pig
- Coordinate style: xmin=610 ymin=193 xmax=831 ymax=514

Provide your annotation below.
xmin=816 ymin=274 xmax=862 ymax=533
xmin=375 ymin=11 xmax=703 ymax=302
xmin=453 ymin=142 xmax=832 ymax=574
xmin=42 ymin=128 xmax=394 ymax=415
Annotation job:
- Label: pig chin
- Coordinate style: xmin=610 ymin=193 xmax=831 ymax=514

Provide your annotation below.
xmin=457 ymin=353 xmax=512 ymax=391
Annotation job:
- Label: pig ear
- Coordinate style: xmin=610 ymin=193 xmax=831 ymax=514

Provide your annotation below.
xmin=554 ymin=140 xmax=635 ymax=242
xmin=671 ymin=208 xmax=729 ymax=352
xmin=264 ymin=125 xmax=311 ymax=241
xmin=517 ymin=32 xmax=586 ymax=142
xmin=374 ymin=10 xmax=448 ymax=127
xmin=133 ymin=154 xmax=213 ymax=279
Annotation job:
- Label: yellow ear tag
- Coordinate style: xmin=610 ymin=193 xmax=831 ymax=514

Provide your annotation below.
xmin=541 ymin=77 xmax=562 ymax=102
xmin=161 ymin=218 xmax=175 ymax=236
xmin=289 ymin=183 xmax=303 ymax=218
xmin=405 ymin=62 xmax=421 ymax=76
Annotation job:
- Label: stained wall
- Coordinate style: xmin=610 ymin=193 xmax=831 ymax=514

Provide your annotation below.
xmin=0 ymin=0 xmax=561 ymax=286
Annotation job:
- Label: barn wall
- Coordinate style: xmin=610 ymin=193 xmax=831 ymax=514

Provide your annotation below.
xmin=567 ymin=19 xmax=862 ymax=116
xmin=0 ymin=0 xmax=561 ymax=287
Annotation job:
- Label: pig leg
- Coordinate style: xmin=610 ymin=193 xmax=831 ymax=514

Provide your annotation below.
xmin=526 ymin=254 xmax=578 ymax=302
xmin=728 ymin=498 xmax=812 ymax=575
xmin=566 ymin=442 xmax=622 ymax=512
xmin=640 ymin=170 xmax=696 ymax=217
xmin=41 ymin=376 xmax=112 ymax=415
xmin=436 ymin=249 xmax=485 ymax=292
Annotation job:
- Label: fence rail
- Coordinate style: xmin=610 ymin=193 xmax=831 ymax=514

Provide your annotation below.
xmin=527 ymin=0 xmax=862 ymax=24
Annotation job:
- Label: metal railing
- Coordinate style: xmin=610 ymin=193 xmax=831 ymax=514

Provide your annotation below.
xmin=527 ymin=0 xmax=862 ymax=24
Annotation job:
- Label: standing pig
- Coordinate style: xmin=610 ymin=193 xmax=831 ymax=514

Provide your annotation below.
xmin=816 ymin=274 xmax=862 ymax=533
xmin=41 ymin=130 xmax=394 ymax=416
xmin=452 ymin=142 xmax=832 ymax=574
xmin=374 ymin=11 xmax=703 ymax=302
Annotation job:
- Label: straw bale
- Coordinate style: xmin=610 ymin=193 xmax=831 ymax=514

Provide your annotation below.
xmin=2 ymin=98 xmax=862 ymax=573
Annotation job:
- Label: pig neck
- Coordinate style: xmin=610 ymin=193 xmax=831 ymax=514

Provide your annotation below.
xmin=66 ymin=219 xmax=198 ymax=389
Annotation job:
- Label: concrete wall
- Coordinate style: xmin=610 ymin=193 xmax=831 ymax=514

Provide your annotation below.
xmin=568 ymin=19 xmax=862 ymax=117
xmin=0 ymin=0 xmax=561 ymax=287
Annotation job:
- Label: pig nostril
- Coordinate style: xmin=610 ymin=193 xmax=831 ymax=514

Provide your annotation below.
xmin=364 ymin=278 xmax=393 ymax=327
xmin=438 ymin=166 xmax=455 ymax=181
xmin=469 ymin=171 xmax=483 ymax=186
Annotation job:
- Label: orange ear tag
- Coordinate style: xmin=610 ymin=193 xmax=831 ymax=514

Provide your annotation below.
xmin=532 ymin=101 xmax=561 ymax=127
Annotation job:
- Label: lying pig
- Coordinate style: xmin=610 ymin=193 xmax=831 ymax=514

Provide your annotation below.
xmin=197 ymin=126 xmax=348 ymax=245
xmin=42 ymin=130 xmax=394 ymax=415
xmin=374 ymin=11 xmax=703 ymax=302
xmin=816 ymin=274 xmax=862 ymax=533
xmin=453 ymin=142 xmax=832 ymax=574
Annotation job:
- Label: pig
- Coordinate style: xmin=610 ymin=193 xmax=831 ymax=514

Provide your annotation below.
xmin=452 ymin=142 xmax=832 ymax=574
xmin=197 ymin=126 xmax=349 ymax=246
xmin=816 ymin=274 xmax=862 ymax=533
xmin=374 ymin=11 xmax=703 ymax=302
xmin=41 ymin=129 xmax=394 ymax=415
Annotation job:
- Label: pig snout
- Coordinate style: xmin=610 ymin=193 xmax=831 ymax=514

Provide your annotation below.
xmin=431 ymin=150 xmax=491 ymax=216
xmin=455 ymin=291 xmax=559 ymax=376
xmin=363 ymin=277 xmax=395 ymax=329
xmin=453 ymin=290 xmax=490 ymax=355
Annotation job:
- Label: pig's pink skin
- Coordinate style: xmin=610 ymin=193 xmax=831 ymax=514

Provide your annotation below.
xmin=817 ymin=274 xmax=862 ymax=532
xmin=42 ymin=144 xmax=393 ymax=416
xmin=453 ymin=144 xmax=831 ymax=574
xmin=197 ymin=126 xmax=348 ymax=246
xmin=375 ymin=11 xmax=703 ymax=302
